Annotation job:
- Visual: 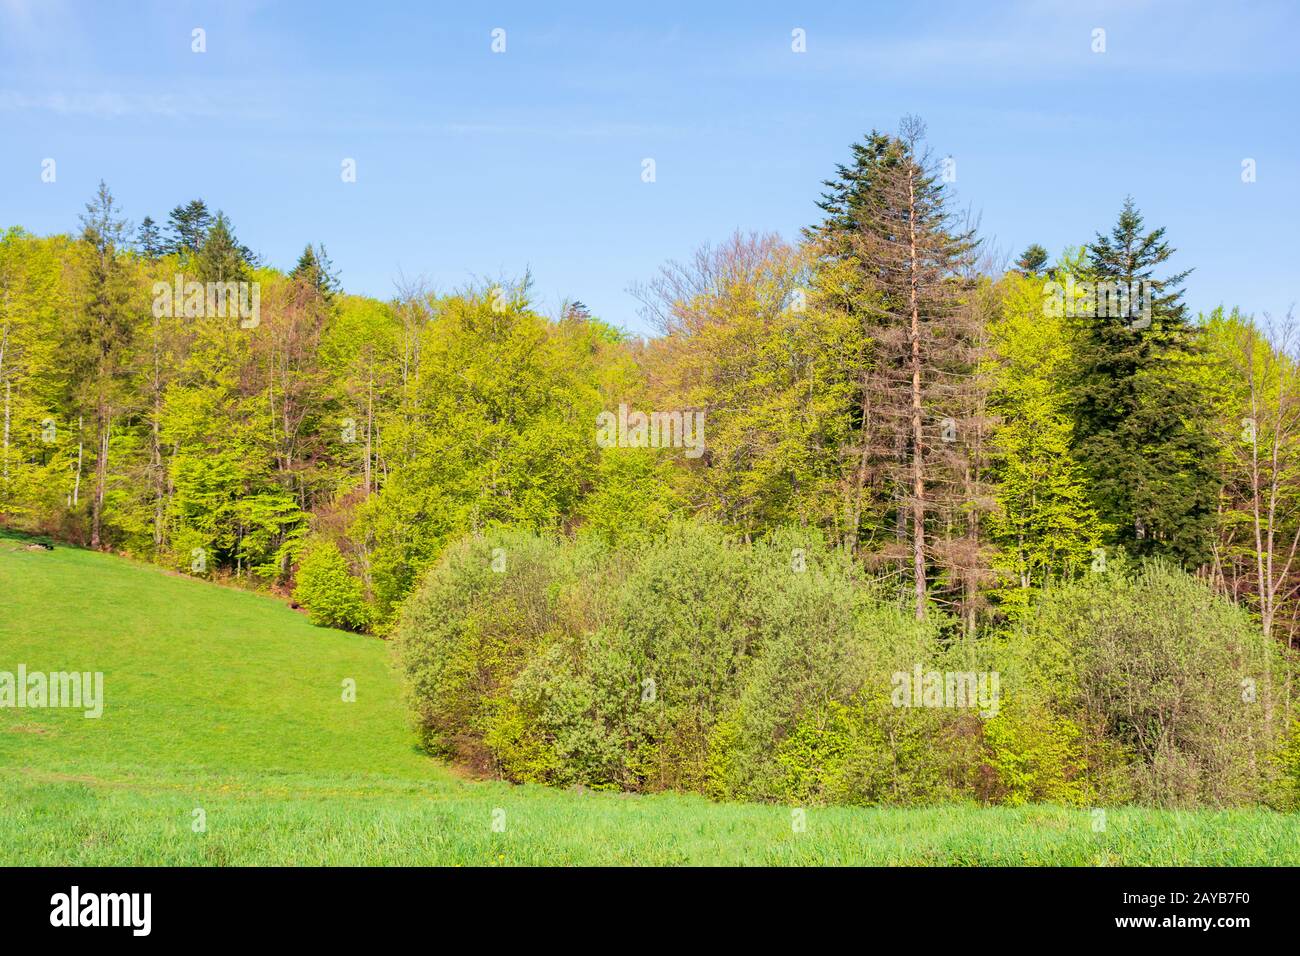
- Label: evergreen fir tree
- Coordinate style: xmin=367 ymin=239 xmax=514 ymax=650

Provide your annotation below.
xmin=193 ymin=212 xmax=249 ymax=282
xmin=135 ymin=216 xmax=164 ymax=260
xmin=1071 ymin=198 xmax=1219 ymax=566
xmin=1014 ymin=243 xmax=1049 ymax=276
xmin=290 ymin=243 xmax=340 ymax=300
xmin=166 ymin=199 xmax=213 ymax=258
xmin=562 ymin=299 xmax=591 ymax=321
xmin=806 ymin=131 xmax=898 ymax=243
xmin=808 ymin=118 xmax=987 ymax=621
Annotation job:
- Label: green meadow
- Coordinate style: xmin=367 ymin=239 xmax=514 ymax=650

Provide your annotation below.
xmin=2 ymin=535 xmax=1297 ymax=866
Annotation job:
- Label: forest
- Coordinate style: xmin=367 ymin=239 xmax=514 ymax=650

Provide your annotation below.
xmin=3 ymin=119 xmax=1298 ymax=808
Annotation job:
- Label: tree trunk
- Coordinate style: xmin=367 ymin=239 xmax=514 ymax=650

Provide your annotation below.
xmin=71 ymin=415 xmax=83 ymax=507
xmin=908 ymin=173 xmax=927 ymax=621
xmin=90 ymin=407 xmax=109 ymax=548
xmin=151 ymin=409 xmax=165 ymax=548
xmin=365 ymin=373 xmax=374 ymax=497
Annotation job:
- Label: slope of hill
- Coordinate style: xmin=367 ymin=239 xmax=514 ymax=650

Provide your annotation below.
xmin=2 ymin=533 xmax=1297 ymax=865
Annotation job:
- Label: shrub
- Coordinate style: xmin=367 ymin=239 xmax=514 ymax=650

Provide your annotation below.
xmin=292 ymin=540 xmax=371 ymax=632
xmin=709 ymin=531 xmax=983 ymax=805
xmin=770 ymin=694 xmax=970 ymax=806
xmin=393 ymin=527 xmax=1295 ymax=810
xmin=980 ymin=695 xmax=1091 ymax=807
xmin=707 ymin=548 xmax=921 ymax=801
xmin=508 ymin=523 xmax=756 ymax=792
xmin=392 ymin=529 xmax=603 ymax=772
xmin=1271 ymin=720 xmax=1300 ymax=810
xmin=1026 ymin=562 xmax=1284 ymax=806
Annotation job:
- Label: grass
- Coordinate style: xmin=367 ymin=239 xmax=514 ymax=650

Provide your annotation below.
xmin=2 ymin=531 xmax=1298 ymax=865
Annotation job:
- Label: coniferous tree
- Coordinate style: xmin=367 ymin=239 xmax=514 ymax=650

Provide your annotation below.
xmin=193 ymin=212 xmax=250 ymax=282
xmin=135 ymin=216 xmax=164 ymax=260
xmin=1014 ymin=243 xmax=1049 ymax=276
xmin=562 ymin=299 xmax=592 ymax=321
xmin=1071 ymin=198 xmax=1219 ymax=566
xmin=166 ymin=199 xmax=213 ymax=258
xmin=809 ymin=117 xmax=986 ymax=621
xmin=290 ymin=243 xmax=340 ymax=300
xmin=808 ymin=131 xmax=898 ymax=242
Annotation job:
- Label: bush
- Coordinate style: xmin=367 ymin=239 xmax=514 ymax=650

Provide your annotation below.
xmin=1023 ymin=562 xmax=1285 ymax=806
xmin=393 ymin=527 xmax=1295 ymax=809
xmin=392 ymin=530 xmax=604 ymax=772
xmin=507 ymin=523 xmax=757 ymax=791
xmin=397 ymin=525 xmax=975 ymax=801
xmin=1271 ymin=720 xmax=1300 ymax=810
xmin=980 ymin=695 xmax=1091 ymax=807
xmin=292 ymin=541 xmax=371 ymax=632
xmin=766 ymin=694 xmax=972 ymax=806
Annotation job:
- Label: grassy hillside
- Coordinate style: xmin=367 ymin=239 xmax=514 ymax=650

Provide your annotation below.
xmin=2 ymin=533 xmax=1298 ymax=865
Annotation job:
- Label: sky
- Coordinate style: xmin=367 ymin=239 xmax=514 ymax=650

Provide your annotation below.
xmin=1 ymin=0 xmax=1296 ymax=335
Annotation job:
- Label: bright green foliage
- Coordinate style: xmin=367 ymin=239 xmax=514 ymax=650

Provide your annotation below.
xmin=5 ymin=195 xmax=661 ymax=628
xmin=3 ymin=170 xmax=1299 ymax=826
xmin=1199 ymin=307 xmax=1300 ymax=639
xmin=1025 ymin=562 xmax=1285 ymax=806
xmin=168 ymin=446 xmax=303 ymax=579
xmin=1273 ymin=721 xmax=1300 ymax=809
xmin=769 ymin=695 xmax=967 ymax=806
xmin=394 ymin=523 xmax=1296 ymax=808
xmin=392 ymin=530 xmax=602 ymax=772
xmin=399 ymin=525 xmax=894 ymax=794
xmin=0 ymin=229 xmax=78 ymax=524
xmin=578 ymin=450 xmax=680 ymax=545
xmin=6 ymin=534 xmax=1300 ymax=864
xmin=360 ymin=284 xmax=608 ymax=619
xmin=705 ymin=539 xmax=943 ymax=801
xmin=981 ymin=696 xmax=1091 ymax=807
xmin=642 ymin=235 xmax=865 ymax=539
xmin=292 ymin=539 xmax=370 ymax=631
xmin=987 ymin=270 xmax=1102 ymax=614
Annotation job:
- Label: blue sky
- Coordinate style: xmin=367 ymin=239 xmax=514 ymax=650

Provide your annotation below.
xmin=1 ymin=0 xmax=1296 ymax=334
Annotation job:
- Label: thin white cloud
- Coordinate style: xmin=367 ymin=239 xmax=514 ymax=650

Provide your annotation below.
xmin=0 ymin=89 xmax=280 ymax=121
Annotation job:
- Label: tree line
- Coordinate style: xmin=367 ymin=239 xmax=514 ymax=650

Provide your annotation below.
xmin=0 ymin=116 xmax=1297 ymax=655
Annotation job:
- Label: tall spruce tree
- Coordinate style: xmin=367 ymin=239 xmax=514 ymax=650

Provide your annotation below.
xmin=1014 ymin=243 xmax=1049 ymax=276
xmin=135 ymin=216 xmax=164 ymax=260
xmin=1071 ymin=198 xmax=1219 ymax=566
xmin=808 ymin=118 xmax=986 ymax=622
xmin=166 ymin=199 xmax=213 ymax=258
xmin=192 ymin=212 xmax=250 ymax=282
xmin=809 ymin=131 xmax=898 ymax=241
xmin=290 ymin=243 xmax=339 ymax=300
